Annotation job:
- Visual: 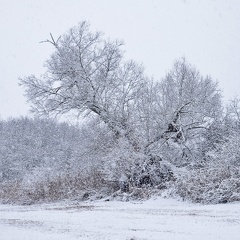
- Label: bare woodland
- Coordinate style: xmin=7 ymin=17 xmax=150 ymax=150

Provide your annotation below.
xmin=1 ymin=22 xmax=240 ymax=204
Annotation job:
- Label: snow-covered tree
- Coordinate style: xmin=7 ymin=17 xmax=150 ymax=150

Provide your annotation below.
xmin=143 ymin=59 xmax=222 ymax=166
xmin=19 ymin=22 xmax=224 ymax=192
xmin=20 ymin=21 xmax=148 ymax=150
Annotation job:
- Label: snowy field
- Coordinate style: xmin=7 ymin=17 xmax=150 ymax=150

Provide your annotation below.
xmin=0 ymin=197 xmax=240 ymax=240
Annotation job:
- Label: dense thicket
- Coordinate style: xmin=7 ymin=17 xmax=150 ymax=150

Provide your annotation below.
xmin=0 ymin=117 xmax=119 ymax=203
xmin=1 ymin=22 xmax=240 ymax=204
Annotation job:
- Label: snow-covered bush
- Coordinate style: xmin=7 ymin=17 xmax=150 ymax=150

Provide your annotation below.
xmin=173 ymin=132 xmax=240 ymax=204
xmin=0 ymin=166 xmax=118 ymax=204
xmin=104 ymin=139 xmax=175 ymax=190
xmin=21 ymin=167 xmax=113 ymax=203
xmin=173 ymin=165 xmax=240 ymax=204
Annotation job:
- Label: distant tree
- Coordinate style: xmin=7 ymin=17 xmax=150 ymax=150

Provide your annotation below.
xmin=226 ymin=97 xmax=240 ymax=128
xmin=0 ymin=117 xmax=86 ymax=181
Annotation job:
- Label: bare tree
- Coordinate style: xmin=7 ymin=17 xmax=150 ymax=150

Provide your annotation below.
xmin=227 ymin=97 xmax=240 ymax=126
xmin=143 ymin=59 xmax=222 ymax=163
xmin=20 ymin=22 xmax=147 ymax=148
xmin=20 ymin=23 xmax=224 ymax=188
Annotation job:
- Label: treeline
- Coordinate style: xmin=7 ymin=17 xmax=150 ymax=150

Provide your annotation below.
xmin=0 ymin=100 xmax=240 ymax=204
xmin=0 ymin=117 xmax=115 ymax=203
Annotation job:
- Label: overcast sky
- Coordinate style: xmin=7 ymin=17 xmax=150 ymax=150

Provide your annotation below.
xmin=0 ymin=0 xmax=240 ymax=119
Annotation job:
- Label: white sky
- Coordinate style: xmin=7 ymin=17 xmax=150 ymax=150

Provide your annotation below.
xmin=0 ymin=0 xmax=240 ymax=119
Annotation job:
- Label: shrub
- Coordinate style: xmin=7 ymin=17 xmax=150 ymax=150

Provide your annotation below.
xmin=173 ymin=165 xmax=240 ymax=204
xmin=0 ymin=167 xmax=118 ymax=204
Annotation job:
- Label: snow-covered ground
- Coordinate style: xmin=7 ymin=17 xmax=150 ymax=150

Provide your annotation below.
xmin=0 ymin=197 xmax=240 ymax=240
